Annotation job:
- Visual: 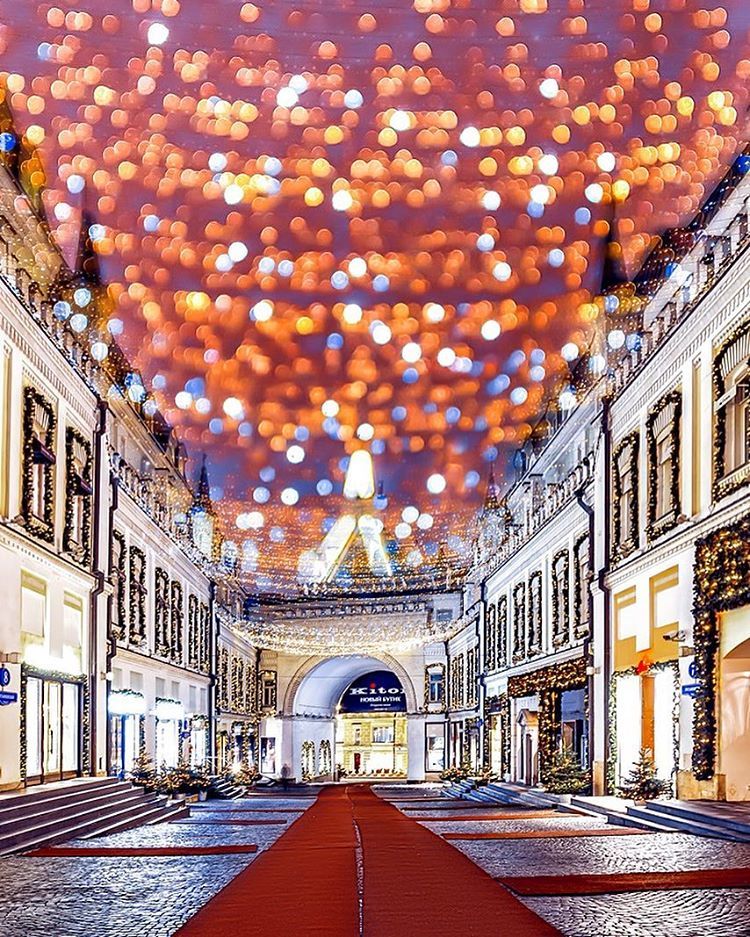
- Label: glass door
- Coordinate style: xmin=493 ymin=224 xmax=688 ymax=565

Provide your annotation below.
xmin=44 ymin=680 xmax=62 ymax=781
xmin=23 ymin=675 xmax=81 ymax=785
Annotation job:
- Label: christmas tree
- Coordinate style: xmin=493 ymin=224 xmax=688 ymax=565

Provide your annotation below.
xmin=543 ymin=746 xmax=591 ymax=794
xmin=129 ymin=751 xmax=157 ymax=791
xmin=618 ymin=748 xmax=671 ymax=801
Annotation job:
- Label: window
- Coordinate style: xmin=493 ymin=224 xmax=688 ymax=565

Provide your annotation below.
xmin=552 ymin=551 xmax=570 ymax=646
xmin=484 ymin=603 xmax=497 ymax=671
xmin=22 ymin=387 xmax=56 ymax=540
xmin=154 ymin=568 xmax=169 ymax=656
xmin=261 ymin=670 xmax=277 ymax=711
xmin=187 ymin=595 xmax=199 ymax=670
xmin=372 ymin=725 xmax=393 ymax=744
xmin=64 ymin=428 xmax=92 ymax=558
xmin=496 ymin=596 xmax=508 ymax=667
xmin=425 ymin=665 xmax=445 ymax=705
xmin=527 ymin=571 xmax=543 ymax=654
xmin=722 ymin=363 xmax=749 ymax=473
xmin=512 ymin=583 xmax=525 ymax=662
xmin=613 ymin=433 xmax=639 ymax=554
xmin=647 ymin=390 xmax=681 ymax=537
xmin=353 ymin=723 xmax=362 ymax=745
xmin=111 ymin=532 xmax=127 ymax=640
xmin=128 ymin=546 xmax=147 ymax=645
xmin=714 ymin=323 xmax=750 ymax=499
xmin=573 ymin=535 xmax=591 ymax=639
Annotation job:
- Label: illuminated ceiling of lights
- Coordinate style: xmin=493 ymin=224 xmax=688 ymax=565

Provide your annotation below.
xmin=1 ymin=1 xmax=748 ymax=594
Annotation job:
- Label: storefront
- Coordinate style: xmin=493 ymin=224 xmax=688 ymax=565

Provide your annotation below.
xmin=22 ymin=667 xmax=86 ymax=785
xmin=108 ymin=689 xmax=146 ymax=777
xmin=425 ymin=722 xmax=446 ymax=773
xmin=335 ymin=669 xmax=408 ymax=777
xmin=154 ymin=697 xmax=184 ymax=767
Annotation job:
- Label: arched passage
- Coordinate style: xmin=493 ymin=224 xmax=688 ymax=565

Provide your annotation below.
xmin=285 ymin=653 xmax=419 ymax=716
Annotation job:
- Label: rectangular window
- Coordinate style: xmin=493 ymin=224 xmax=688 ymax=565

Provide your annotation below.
xmin=428 ymin=669 xmax=444 ymax=704
xmin=425 ymin=724 xmax=445 ymax=771
xmin=372 ymin=725 xmax=393 ymax=744
xmin=62 ymin=594 xmax=83 ymax=674
xmin=655 ymin=430 xmax=673 ymax=519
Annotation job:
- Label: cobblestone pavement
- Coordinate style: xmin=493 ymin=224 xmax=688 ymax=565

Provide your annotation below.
xmin=389 ymin=790 xmax=750 ymax=937
xmin=0 ymin=797 xmax=311 ymax=937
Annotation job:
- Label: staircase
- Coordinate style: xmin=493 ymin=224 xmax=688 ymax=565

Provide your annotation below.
xmin=208 ymin=776 xmax=245 ymax=800
xmin=444 ymin=780 xmax=580 ymax=812
xmin=567 ymin=796 xmax=750 ymax=841
xmin=0 ymin=777 xmax=189 ymax=856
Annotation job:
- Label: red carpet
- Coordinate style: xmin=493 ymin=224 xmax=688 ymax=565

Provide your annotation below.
xmin=499 ymin=868 xmax=750 ymax=895
xmin=408 ymin=810 xmax=557 ymax=821
xmin=349 ymin=785 xmax=560 ymax=936
xmin=176 ymin=818 xmax=287 ymax=826
xmin=442 ymin=827 xmax=649 ymax=841
xmin=176 ymin=786 xmax=359 ymax=936
xmin=28 ymin=845 xmax=258 ymax=857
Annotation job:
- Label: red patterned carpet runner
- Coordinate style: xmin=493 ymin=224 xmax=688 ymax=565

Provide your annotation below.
xmin=29 ymin=845 xmax=258 ymax=857
xmin=499 ymin=868 xmax=750 ymax=895
xmin=442 ymin=827 xmax=649 ymax=841
xmin=176 ymin=785 xmax=560 ymax=936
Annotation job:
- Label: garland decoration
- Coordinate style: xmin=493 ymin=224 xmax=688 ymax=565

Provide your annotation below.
xmin=199 ymin=601 xmax=210 ymax=674
xmin=573 ymin=533 xmax=591 ymax=641
xmin=111 ymin=530 xmax=127 ymax=641
xmin=512 ymin=582 xmax=525 ymax=663
xmin=170 ymin=580 xmax=183 ymax=664
xmin=692 ymin=513 xmax=750 ymax=780
xmin=551 ymin=549 xmax=570 ymax=648
xmin=128 ymin=545 xmax=147 ymax=646
xmin=484 ymin=602 xmax=497 ymax=672
xmin=612 ymin=431 xmax=640 ymax=559
xmin=527 ymin=570 xmax=543 ymax=656
xmin=508 ymin=657 xmax=587 ymax=784
xmin=607 ymin=659 xmax=679 ymax=794
xmin=713 ymin=317 xmax=750 ymax=500
xmin=483 ymin=692 xmax=510 ymax=777
xmin=62 ymin=427 xmax=93 ymax=563
xmin=21 ymin=386 xmax=56 ymax=543
xmin=646 ymin=388 xmax=682 ymax=540
xmin=187 ymin=594 xmax=200 ymax=670
xmin=497 ymin=595 xmax=508 ymax=667
xmin=154 ymin=567 xmax=170 ymax=657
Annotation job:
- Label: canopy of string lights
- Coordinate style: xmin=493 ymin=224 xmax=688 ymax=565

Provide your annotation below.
xmin=1 ymin=1 xmax=748 ymax=594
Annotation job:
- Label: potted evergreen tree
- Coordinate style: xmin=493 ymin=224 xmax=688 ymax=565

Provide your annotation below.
xmin=543 ymin=746 xmax=591 ymax=795
xmin=618 ymin=748 xmax=671 ymax=803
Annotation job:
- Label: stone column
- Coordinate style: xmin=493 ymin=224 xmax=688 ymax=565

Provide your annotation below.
xmin=406 ymin=713 xmax=426 ymax=782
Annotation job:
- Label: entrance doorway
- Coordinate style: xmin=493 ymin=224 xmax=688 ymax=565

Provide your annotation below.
xmin=24 ymin=673 xmax=82 ymax=785
xmin=719 ymin=606 xmax=750 ymax=801
xmin=335 ymin=669 xmax=408 ymax=778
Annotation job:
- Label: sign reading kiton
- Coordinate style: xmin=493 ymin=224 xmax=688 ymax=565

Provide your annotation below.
xmin=340 ymin=670 xmax=406 ymax=714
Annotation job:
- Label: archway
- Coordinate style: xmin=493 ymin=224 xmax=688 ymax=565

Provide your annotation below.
xmin=284 ymin=654 xmax=421 ymax=782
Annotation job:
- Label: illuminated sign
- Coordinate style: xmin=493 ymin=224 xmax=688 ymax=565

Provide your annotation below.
xmin=339 ymin=670 xmax=406 ymax=714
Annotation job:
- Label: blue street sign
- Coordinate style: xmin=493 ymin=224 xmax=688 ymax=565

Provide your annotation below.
xmin=688 ymin=661 xmax=700 ymax=680
xmin=0 ymin=691 xmax=18 ymax=706
xmin=0 ymin=667 xmax=10 ymax=687
xmin=681 ymin=683 xmax=701 ymax=698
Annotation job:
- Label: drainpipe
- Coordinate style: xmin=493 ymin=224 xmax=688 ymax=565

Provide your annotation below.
xmin=575 ymin=486 xmax=595 ymax=778
xmin=207 ymin=580 xmax=217 ymax=772
xmin=103 ymin=470 xmax=119 ymax=777
xmin=88 ymin=399 xmax=108 ymax=777
xmin=477 ymin=587 xmax=488 ymax=770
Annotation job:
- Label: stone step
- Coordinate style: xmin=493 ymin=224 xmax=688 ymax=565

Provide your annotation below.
xmin=643 ymin=800 xmax=750 ymax=838
xmin=82 ymin=800 xmax=190 ymax=839
xmin=625 ymin=804 xmax=750 ymax=842
xmin=0 ymin=778 xmax=125 ymax=821
xmin=0 ymin=785 xmax=151 ymax=839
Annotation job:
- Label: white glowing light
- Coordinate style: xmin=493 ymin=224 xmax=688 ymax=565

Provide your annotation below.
xmin=356 ymin=423 xmax=375 ymax=441
xmin=321 ymin=399 xmax=339 ymax=418
xmin=175 ymin=391 xmax=192 ymax=410
xmin=395 ymin=522 xmax=412 ymax=540
xmin=389 ymin=110 xmax=411 ymax=131
xmin=530 ymin=183 xmax=551 ymax=205
xmin=477 ymin=233 xmax=495 ymax=252
xmin=281 ymin=487 xmax=299 ymax=506
xmin=348 ymin=257 xmax=367 ymax=277
xmin=585 ymin=183 xmax=604 ymax=204
xmin=597 ymin=151 xmax=616 ymax=172
xmin=608 ymin=328 xmax=626 ymax=349
xmin=276 ymin=86 xmax=299 ymax=108
xmin=460 ymin=126 xmax=481 ymax=147
xmin=427 ymin=473 xmax=446 ymax=494
xmin=343 ymin=303 xmax=363 ymax=325
xmin=482 ymin=190 xmax=501 ymax=210
xmin=562 ymin=341 xmax=580 ymax=361
xmin=402 ymin=341 xmax=421 ymax=363
xmin=147 ymin=22 xmax=169 ymax=45
xmin=510 ymin=387 xmax=528 ymax=405
xmin=222 ymin=397 xmax=244 ymax=420
xmin=424 ymin=302 xmax=445 ymax=323
xmin=371 ymin=322 xmax=392 ymax=345
xmin=224 ymin=183 xmax=244 ymax=205
xmin=481 ymin=320 xmax=501 ymax=341
xmin=493 ymin=261 xmax=512 ymax=282
xmin=344 ymin=89 xmax=364 ymax=109
xmin=286 ymin=445 xmax=305 ymax=464
xmin=344 ymin=450 xmax=376 ymax=500
xmin=538 ymin=153 xmax=559 ymax=175
xmin=332 ymin=190 xmax=353 ymax=211
xmin=539 ymin=77 xmax=559 ymax=98
xmin=437 ymin=347 xmax=456 ymax=368
xmin=417 ymin=513 xmax=434 ymax=530
xmin=252 ymin=300 xmax=274 ymax=321
xmin=228 ymin=241 xmax=248 ymax=262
